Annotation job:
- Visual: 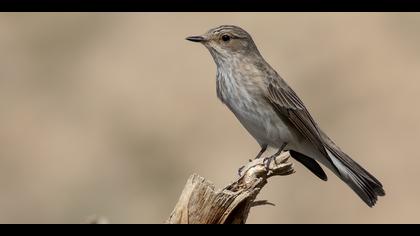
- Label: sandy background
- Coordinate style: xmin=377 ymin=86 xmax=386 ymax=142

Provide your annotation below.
xmin=0 ymin=13 xmax=419 ymax=223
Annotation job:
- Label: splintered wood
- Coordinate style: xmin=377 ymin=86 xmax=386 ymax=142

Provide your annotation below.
xmin=166 ymin=151 xmax=294 ymax=224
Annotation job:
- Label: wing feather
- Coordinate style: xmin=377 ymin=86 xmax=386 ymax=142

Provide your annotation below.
xmin=265 ymin=76 xmax=339 ymax=173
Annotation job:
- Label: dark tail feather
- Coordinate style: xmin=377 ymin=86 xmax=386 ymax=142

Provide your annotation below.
xmin=320 ymin=131 xmax=385 ymax=207
xmin=290 ymin=150 xmax=328 ymax=181
xmin=338 ymin=161 xmax=385 ymax=207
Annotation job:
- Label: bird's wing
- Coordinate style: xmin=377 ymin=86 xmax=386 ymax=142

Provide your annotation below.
xmin=265 ymin=75 xmax=339 ymax=172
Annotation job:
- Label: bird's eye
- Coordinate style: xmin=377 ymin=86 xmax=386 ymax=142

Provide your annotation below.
xmin=221 ymin=35 xmax=231 ymax=42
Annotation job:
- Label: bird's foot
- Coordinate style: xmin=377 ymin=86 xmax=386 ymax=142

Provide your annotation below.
xmin=263 ymin=154 xmax=283 ymax=171
xmin=238 ymin=165 xmax=245 ymax=176
xmin=263 ymin=155 xmax=276 ymax=171
xmin=263 ymin=144 xmax=287 ymax=170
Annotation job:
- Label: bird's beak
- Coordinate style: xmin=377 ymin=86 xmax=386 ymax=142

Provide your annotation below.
xmin=186 ymin=35 xmax=206 ymax=43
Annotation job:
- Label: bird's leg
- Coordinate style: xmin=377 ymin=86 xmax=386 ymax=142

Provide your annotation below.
xmin=254 ymin=145 xmax=268 ymax=160
xmin=263 ymin=143 xmax=287 ymax=170
xmin=238 ymin=145 xmax=268 ymax=176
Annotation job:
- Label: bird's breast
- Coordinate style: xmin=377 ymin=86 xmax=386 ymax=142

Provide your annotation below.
xmin=216 ymin=70 xmax=294 ymax=147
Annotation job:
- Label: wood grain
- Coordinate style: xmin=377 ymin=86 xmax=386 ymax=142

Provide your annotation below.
xmin=166 ymin=151 xmax=294 ymax=224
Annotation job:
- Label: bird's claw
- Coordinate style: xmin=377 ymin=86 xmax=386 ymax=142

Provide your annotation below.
xmin=263 ymin=156 xmax=274 ymax=171
xmin=238 ymin=165 xmax=245 ymax=176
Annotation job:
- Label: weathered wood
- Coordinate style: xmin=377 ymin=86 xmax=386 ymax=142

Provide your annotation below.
xmin=166 ymin=151 xmax=295 ymax=224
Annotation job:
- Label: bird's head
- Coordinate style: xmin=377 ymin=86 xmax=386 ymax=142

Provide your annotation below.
xmin=186 ymin=25 xmax=261 ymax=65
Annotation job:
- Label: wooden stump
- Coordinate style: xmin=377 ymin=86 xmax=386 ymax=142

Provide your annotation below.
xmin=166 ymin=151 xmax=295 ymax=224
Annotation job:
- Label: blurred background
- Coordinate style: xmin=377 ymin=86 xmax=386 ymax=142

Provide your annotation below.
xmin=0 ymin=13 xmax=419 ymax=223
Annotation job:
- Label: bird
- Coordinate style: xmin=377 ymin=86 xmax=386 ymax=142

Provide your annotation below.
xmin=186 ymin=25 xmax=385 ymax=207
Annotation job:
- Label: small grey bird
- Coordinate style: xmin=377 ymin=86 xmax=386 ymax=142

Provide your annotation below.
xmin=186 ymin=25 xmax=385 ymax=207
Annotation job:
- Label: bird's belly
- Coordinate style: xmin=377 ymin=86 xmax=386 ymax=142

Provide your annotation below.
xmin=226 ymin=98 xmax=294 ymax=148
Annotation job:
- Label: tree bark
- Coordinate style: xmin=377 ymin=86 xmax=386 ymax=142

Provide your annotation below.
xmin=166 ymin=151 xmax=295 ymax=224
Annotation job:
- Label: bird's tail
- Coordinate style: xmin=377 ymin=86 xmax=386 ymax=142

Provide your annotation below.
xmin=321 ymin=131 xmax=385 ymax=207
